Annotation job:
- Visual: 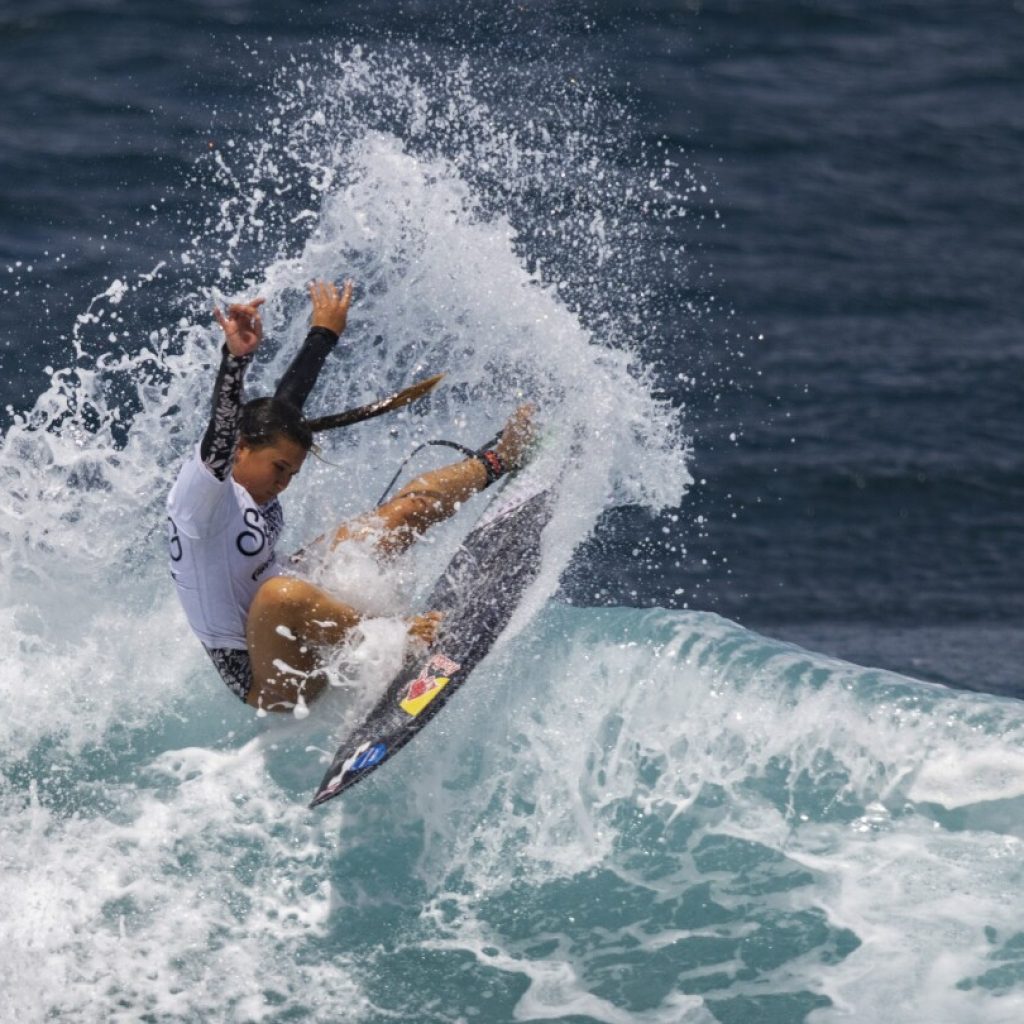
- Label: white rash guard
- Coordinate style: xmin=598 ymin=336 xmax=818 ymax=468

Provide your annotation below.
xmin=167 ymin=443 xmax=285 ymax=650
xmin=167 ymin=328 xmax=340 ymax=666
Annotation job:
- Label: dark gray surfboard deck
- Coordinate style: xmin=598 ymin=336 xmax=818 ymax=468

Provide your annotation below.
xmin=310 ymin=476 xmax=554 ymax=808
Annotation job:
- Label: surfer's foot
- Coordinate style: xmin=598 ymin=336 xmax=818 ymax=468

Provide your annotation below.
xmin=408 ymin=610 xmax=442 ymax=648
xmin=492 ymin=403 xmax=536 ymax=475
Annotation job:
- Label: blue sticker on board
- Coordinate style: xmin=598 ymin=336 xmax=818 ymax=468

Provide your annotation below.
xmin=351 ymin=743 xmax=387 ymax=771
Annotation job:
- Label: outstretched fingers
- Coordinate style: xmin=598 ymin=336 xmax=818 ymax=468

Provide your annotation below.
xmin=227 ymin=296 xmax=265 ymax=315
xmin=309 ymin=277 xmax=354 ymax=335
xmin=213 ymin=295 xmax=265 ymax=357
xmin=227 ymin=297 xmax=265 ymax=331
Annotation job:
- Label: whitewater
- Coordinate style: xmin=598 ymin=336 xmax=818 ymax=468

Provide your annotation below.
xmin=1 ymin=47 xmax=1023 ymax=1024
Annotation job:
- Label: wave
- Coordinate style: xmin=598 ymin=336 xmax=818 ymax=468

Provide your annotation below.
xmin=3 ymin=604 xmax=1024 ymax=1022
xmin=2 ymin=42 xmax=1021 ymax=1024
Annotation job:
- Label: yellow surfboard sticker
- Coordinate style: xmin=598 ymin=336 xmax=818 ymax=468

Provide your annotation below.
xmin=399 ymin=654 xmax=460 ymax=717
xmin=400 ymin=675 xmax=450 ymax=716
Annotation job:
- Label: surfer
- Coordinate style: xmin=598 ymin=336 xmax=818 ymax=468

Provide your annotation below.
xmin=167 ymin=281 xmax=534 ymax=713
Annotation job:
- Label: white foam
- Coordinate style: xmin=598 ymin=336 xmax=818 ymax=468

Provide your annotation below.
xmin=394 ymin=607 xmax=1024 ymax=1021
xmin=908 ymin=747 xmax=1024 ymax=809
xmin=16 ymin=39 xmax=1023 ymax=1024
xmin=0 ymin=742 xmax=369 ymax=1022
xmin=1 ymin=36 xmax=688 ymax=1020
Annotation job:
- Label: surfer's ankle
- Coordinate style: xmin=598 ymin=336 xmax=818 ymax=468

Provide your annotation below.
xmin=474 ymin=447 xmax=507 ymax=486
xmin=474 ymin=404 xmax=535 ymax=486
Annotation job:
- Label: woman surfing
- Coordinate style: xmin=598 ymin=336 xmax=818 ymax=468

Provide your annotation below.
xmin=166 ymin=281 xmax=534 ymax=713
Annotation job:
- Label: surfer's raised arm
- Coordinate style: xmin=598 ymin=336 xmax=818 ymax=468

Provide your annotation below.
xmin=201 ymin=298 xmax=265 ymax=481
xmin=271 ymin=279 xmax=353 ymax=410
xmin=199 ymin=282 xmax=354 ymax=481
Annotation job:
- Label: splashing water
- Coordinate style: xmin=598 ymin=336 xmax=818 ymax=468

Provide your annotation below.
xmin=3 ymin=43 xmax=1022 ymax=1024
xmin=0 ymin=44 xmax=689 ymax=744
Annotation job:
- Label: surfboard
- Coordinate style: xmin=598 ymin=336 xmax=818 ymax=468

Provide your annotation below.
xmin=309 ymin=468 xmax=556 ymax=808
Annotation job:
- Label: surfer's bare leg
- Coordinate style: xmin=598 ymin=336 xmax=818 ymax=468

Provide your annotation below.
xmin=332 ymin=404 xmax=536 ymax=557
xmin=245 ymin=577 xmax=361 ymax=711
xmin=348 ymin=459 xmax=490 ymax=557
xmin=244 ymin=405 xmax=533 ymax=712
xmin=245 ymin=577 xmax=440 ymax=712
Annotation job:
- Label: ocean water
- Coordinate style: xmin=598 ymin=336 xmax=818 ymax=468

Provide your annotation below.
xmin=2 ymin=2 xmax=1023 ymax=1022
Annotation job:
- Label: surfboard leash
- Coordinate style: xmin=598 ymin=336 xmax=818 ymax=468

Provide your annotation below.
xmin=374 ymin=434 xmax=504 ymax=507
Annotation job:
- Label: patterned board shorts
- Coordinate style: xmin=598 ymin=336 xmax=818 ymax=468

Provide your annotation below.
xmin=204 ymin=646 xmax=254 ymax=703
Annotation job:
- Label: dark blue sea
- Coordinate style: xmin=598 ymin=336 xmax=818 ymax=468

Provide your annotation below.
xmin=2 ymin=3 xmax=1023 ymax=1022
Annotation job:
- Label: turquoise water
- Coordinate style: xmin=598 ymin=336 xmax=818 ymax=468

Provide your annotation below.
xmin=3 ymin=21 xmax=1024 ymax=1024
xmin=4 ymin=604 xmax=1024 ymax=1022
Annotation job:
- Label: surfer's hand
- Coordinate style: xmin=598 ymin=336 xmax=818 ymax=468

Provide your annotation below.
xmin=310 ymin=279 xmax=353 ymax=336
xmin=214 ymin=298 xmax=265 ymax=357
xmin=495 ymin=403 xmax=537 ymax=471
xmin=408 ymin=611 xmax=442 ymax=648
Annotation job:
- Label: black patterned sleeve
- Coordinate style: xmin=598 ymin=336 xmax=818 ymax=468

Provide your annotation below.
xmin=199 ymin=346 xmax=252 ymax=481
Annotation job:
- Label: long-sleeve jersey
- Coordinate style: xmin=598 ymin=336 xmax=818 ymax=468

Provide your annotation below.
xmin=166 ymin=347 xmax=285 ymax=650
xmin=166 ymin=324 xmax=340 ymax=650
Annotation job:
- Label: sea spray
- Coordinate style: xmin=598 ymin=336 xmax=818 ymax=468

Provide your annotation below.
xmin=398 ymin=607 xmax=1024 ymax=1024
xmin=0 ymin=43 xmax=699 ymax=1021
xmin=20 ymin=37 xmax=1022 ymax=1024
xmin=0 ymin=44 xmax=691 ymax=755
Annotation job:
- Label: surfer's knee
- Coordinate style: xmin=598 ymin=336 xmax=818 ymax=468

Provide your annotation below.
xmin=378 ymin=490 xmax=447 ymax=532
xmin=249 ymin=575 xmax=314 ymax=628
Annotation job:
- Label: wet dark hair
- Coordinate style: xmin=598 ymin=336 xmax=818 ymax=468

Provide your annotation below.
xmin=238 ymin=397 xmax=313 ymax=452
